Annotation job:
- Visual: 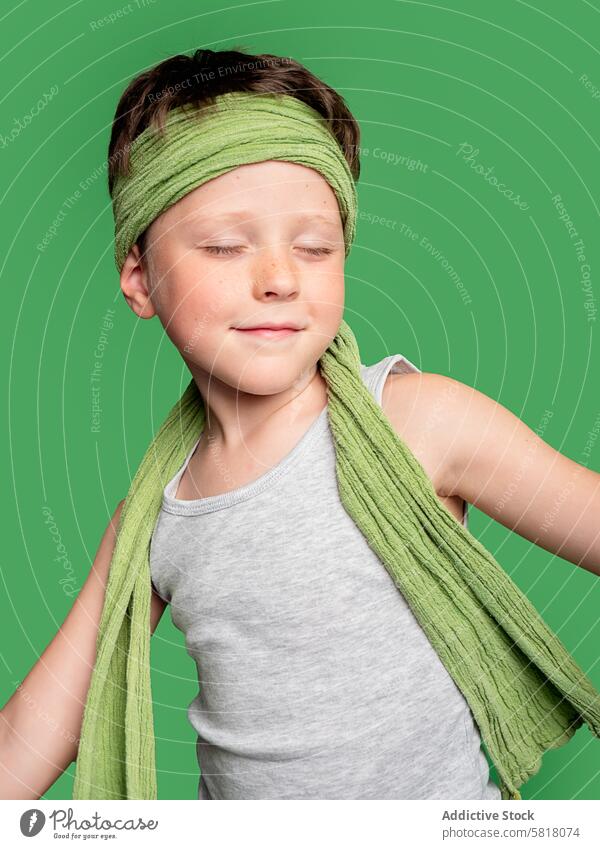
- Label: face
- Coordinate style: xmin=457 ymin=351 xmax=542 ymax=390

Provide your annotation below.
xmin=120 ymin=159 xmax=346 ymax=397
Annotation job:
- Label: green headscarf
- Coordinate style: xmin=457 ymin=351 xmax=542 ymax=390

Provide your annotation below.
xmin=73 ymin=91 xmax=600 ymax=801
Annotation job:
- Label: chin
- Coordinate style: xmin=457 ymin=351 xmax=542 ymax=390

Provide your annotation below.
xmin=222 ymin=355 xmax=319 ymax=396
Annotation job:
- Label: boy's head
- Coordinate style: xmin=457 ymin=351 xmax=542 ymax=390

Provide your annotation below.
xmin=108 ymin=48 xmax=360 ymax=397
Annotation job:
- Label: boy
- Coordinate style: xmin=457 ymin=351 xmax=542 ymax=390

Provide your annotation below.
xmin=1 ymin=47 xmax=599 ymax=802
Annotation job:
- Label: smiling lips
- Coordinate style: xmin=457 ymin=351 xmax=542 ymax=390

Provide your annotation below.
xmin=234 ymin=327 xmax=300 ymax=339
xmin=233 ymin=322 xmax=302 ymax=339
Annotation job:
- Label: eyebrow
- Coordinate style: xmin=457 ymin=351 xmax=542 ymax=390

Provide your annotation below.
xmin=184 ymin=211 xmax=340 ymax=228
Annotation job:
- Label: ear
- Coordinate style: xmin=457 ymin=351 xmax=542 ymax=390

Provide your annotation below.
xmin=120 ymin=242 xmax=157 ymax=319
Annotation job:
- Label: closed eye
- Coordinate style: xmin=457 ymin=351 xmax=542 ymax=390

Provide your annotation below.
xmin=202 ymin=245 xmax=243 ymax=255
xmin=298 ymin=246 xmax=335 ymax=256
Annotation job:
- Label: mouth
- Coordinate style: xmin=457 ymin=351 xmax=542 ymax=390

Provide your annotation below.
xmin=231 ymin=322 xmax=304 ymax=340
xmin=233 ymin=327 xmax=301 ymax=339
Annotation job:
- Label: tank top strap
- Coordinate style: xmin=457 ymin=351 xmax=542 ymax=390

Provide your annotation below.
xmin=360 ymin=353 xmax=421 ymax=406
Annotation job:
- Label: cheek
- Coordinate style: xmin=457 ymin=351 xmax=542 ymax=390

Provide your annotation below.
xmin=307 ymin=262 xmax=345 ymax=318
xmin=154 ymin=271 xmax=235 ymax=356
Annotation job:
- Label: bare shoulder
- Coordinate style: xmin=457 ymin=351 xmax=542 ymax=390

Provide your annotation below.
xmin=380 ymin=370 xmax=476 ymax=497
xmin=381 ymin=368 xmax=524 ymax=493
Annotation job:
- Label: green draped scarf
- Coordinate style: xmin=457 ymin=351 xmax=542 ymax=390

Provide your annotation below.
xmin=73 ymin=91 xmax=600 ymax=801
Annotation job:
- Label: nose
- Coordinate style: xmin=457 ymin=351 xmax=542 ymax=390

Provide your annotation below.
xmin=252 ymin=242 xmax=299 ymax=300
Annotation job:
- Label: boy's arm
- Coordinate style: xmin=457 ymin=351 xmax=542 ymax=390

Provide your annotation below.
xmin=420 ymin=373 xmax=600 ymax=576
xmin=0 ymin=500 xmax=168 ymax=799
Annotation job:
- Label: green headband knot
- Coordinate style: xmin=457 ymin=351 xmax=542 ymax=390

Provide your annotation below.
xmin=111 ymin=91 xmax=358 ymax=271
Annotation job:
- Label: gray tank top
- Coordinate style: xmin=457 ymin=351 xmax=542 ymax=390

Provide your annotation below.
xmin=150 ymin=354 xmax=501 ymax=800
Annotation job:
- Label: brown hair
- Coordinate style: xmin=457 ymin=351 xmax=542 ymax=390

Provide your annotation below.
xmin=107 ymin=46 xmax=361 ymax=260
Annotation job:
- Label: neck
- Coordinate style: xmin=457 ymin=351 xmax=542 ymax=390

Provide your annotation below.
xmin=186 ymin=361 xmax=328 ymax=450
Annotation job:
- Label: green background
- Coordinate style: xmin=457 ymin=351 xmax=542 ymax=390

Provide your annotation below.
xmin=1 ymin=0 xmax=599 ymax=800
